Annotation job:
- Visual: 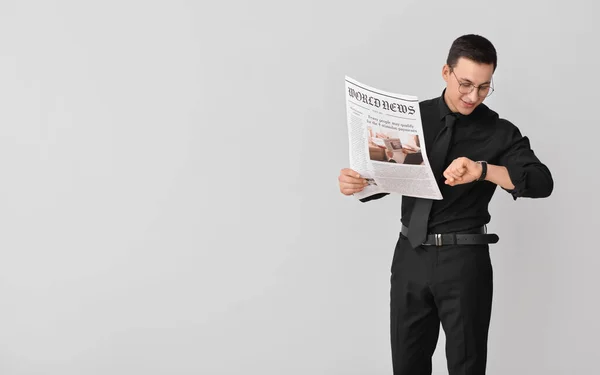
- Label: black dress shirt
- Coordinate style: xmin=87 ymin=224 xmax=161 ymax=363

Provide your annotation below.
xmin=361 ymin=90 xmax=554 ymax=234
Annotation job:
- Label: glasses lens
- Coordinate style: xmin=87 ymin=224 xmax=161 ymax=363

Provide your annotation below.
xmin=482 ymin=86 xmax=494 ymax=97
xmin=458 ymin=84 xmax=472 ymax=94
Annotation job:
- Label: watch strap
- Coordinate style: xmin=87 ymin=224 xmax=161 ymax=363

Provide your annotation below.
xmin=476 ymin=161 xmax=488 ymax=181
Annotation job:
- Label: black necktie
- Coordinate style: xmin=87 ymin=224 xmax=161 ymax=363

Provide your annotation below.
xmin=407 ymin=113 xmax=457 ymax=248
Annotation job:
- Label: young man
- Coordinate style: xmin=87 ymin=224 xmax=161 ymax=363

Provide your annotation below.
xmin=338 ymin=35 xmax=553 ymax=375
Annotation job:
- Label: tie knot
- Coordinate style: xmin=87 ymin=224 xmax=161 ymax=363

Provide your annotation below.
xmin=445 ymin=113 xmax=457 ymax=128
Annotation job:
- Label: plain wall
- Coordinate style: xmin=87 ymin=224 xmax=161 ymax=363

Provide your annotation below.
xmin=0 ymin=0 xmax=597 ymax=374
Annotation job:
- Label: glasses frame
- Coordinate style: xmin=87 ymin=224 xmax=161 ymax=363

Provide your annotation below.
xmin=451 ymin=69 xmax=495 ymax=98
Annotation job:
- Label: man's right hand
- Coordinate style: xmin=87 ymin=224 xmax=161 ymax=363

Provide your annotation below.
xmin=338 ymin=168 xmax=368 ymax=196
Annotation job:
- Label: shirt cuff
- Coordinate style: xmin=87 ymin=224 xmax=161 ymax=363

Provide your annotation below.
xmin=359 ymin=193 xmax=389 ymax=203
xmin=503 ymin=164 xmax=527 ymax=200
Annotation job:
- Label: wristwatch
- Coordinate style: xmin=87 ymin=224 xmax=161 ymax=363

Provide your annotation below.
xmin=476 ymin=161 xmax=488 ymax=181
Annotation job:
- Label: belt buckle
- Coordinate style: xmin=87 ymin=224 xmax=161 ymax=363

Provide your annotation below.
xmin=435 ymin=234 xmax=442 ymax=246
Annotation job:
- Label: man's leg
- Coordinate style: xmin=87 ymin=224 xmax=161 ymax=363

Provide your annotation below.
xmin=432 ymin=245 xmax=494 ymax=375
xmin=390 ymin=235 xmax=441 ymax=375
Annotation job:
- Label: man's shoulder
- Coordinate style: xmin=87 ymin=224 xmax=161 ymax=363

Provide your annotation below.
xmin=418 ymin=97 xmax=440 ymax=119
xmin=478 ymin=104 xmax=522 ymax=136
xmin=419 ymin=97 xmax=438 ymax=109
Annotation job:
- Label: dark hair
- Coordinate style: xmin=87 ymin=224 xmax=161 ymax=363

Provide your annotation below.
xmin=446 ymin=34 xmax=497 ymax=72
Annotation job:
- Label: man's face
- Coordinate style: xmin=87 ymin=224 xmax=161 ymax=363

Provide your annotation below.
xmin=442 ymin=57 xmax=494 ymax=115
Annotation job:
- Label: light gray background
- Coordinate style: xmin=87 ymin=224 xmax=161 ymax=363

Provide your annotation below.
xmin=0 ymin=0 xmax=597 ymax=374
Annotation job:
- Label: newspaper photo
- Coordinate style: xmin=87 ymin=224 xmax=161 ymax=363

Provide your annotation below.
xmin=345 ymin=76 xmax=443 ymax=200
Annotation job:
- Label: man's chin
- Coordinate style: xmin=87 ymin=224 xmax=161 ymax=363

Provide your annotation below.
xmin=458 ymin=102 xmax=479 ymax=115
xmin=458 ymin=108 xmax=475 ymax=115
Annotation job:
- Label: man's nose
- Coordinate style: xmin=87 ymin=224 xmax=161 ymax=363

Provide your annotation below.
xmin=467 ymin=88 xmax=479 ymax=102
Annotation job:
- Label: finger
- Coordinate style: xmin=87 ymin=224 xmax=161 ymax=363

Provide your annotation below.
xmin=446 ymin=171 xmax=460 ymax=180
xmin=449 ymin=167 xmax=464 ymax=179
xmin=444 ymin=169 xmax=460 ymax=180
xmin=341 ymin=186 xmax=365 ymax=195
xmin=341 ymin=168 xmax=361 ymax=178
xmin=443 ymin=171 xmax=455 ymax=183
xmin=339 ymin=174 xmax=368 ymax=185
xmin=450 ymin=170 xmax=463 ymax=180
xmin=339 ymin=169 xmax=366 ymax=182
xmin=446 ymin=177 xmax=464 ymax=186
xmin=340 ymin=182 xmax=368 ymax=191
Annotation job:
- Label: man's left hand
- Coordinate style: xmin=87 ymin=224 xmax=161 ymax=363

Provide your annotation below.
xmin=443 ymin=157 xmax=482 ymax=186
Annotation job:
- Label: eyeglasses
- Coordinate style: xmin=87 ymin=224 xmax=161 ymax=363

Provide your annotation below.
xmin=451 ymin=70 xmax=494 ymax=98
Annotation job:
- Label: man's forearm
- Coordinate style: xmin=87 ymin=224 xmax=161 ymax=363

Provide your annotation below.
xmin=484 ymin=164 xmax=515 ymax=190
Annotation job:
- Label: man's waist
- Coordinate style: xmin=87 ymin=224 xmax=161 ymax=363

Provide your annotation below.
xmin=401 ymin=215 xmax=491 ymax=235
xmin=400 ymin=224 xmax=499 ymax=246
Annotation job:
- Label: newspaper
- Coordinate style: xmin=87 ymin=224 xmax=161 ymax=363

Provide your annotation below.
xmin=345 ymin=76 xmax=443 ymax=200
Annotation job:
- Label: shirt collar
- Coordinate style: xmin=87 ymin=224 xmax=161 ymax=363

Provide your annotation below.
xmin=438 ymin=89 xmax=454 ymax=120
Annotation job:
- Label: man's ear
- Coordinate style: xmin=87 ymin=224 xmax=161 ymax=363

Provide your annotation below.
xmin=442 ymin=64 xmax=450 ymax=83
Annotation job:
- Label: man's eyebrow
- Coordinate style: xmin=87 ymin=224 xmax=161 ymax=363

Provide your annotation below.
xmin=459 ymin=77 xmax=492 ymax=85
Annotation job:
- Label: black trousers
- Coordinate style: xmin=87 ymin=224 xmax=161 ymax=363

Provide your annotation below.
xmin=390 ymin=233 xmax=493 ymax=375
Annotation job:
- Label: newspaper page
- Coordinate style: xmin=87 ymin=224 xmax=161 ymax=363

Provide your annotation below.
xmin=345 ymin=76 xmax=443 ymax=200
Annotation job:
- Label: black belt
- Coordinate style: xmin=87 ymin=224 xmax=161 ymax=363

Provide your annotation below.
xmin=400 ymin=225 xmax=499 ymax=246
